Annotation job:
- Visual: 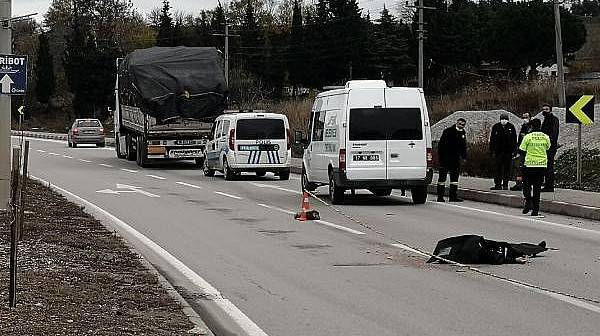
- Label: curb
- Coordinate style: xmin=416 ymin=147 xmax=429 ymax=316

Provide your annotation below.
xmin=427 ymin=185 xmax=600 ymax=221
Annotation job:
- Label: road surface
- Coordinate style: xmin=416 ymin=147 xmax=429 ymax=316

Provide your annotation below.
xmin=15 ymin=137 xmax=600 ymax=336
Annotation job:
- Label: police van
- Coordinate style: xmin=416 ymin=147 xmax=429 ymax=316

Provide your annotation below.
xmin=299 ymin=80 xmax=433 ymax=204
xmin=203 ymin=111 xmax=292 ymax=180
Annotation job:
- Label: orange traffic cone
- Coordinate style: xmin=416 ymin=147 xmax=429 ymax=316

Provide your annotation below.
xmin=295 ymin=191 xmax=311 ymax=221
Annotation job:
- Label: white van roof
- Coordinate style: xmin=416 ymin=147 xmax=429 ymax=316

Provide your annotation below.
xmin=345 ymin=80 xmax=387 ymax=89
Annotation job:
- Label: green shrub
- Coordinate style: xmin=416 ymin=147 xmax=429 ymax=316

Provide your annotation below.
xmin=555 ymin=148 xmax=600 ymax=192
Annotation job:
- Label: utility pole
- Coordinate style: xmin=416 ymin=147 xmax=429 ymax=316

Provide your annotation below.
xmin=212 ymin=22 xmax=239 ymax=87
xmin=407 ymin=1 xmax=436 ymax=88
xmin=0 ymin=0 xmax=11 ymax=210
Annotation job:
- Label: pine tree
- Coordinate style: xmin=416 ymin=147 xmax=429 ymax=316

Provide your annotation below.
xmin=36 ymin=32 xmax=55 ymax=105
xmin=211 ymin=2 xmax=226 ymax=50
xmin=156 ymin=0 xmax=174 ymax=46
xmin=241 ymin=0 xmax=262 ymax=75
xmin=288 ymin=0 xmax=304 ymax=93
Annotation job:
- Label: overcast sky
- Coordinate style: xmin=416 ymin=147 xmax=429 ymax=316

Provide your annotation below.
xmin=14 ymin=0 xmax=390 ymax=24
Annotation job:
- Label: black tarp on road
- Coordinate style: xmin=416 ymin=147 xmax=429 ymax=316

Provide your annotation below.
xmin=119 ymin=47 xmax=228 ymax=122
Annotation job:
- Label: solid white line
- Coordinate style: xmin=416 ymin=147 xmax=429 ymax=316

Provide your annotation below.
xmin=121 ymin=168 xmax=139 ymax=173
xmin=99 ymin=163 xmax=113 ymax=168
xmin=62 ymin=155 xmax=73 ymax=159
xmin=391 ymin=243 xmax=431 ymax=258
xmin=176 ymin=181 xmax=203 ymax=189
xmin=30 ymin=175 xmax=269 ymax=335
xmin=249 ymin=182 xmax=302 ymax=194
xmin=214 ymin=191 xmax=243 ymax=200
xmin=257 ymin=203 xmax=296 ymax=215
xmin=79 ymin=159 xmax=92 ymax=163
xmin=314 ymin=219 xmax=366 ymax=235
xmin=146 ymin=174 xmax=167 ymax=180
xmin=436 ymin=201 xmax=600 ymax=237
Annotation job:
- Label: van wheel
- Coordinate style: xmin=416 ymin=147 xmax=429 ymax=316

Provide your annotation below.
xmin=223 ymin=158 xmax=235 ymax=181
xmin=279 ymin=169 xmax=290 ymax=180
xmin=370 ymin=188 xmax=392 ymax=197
xmin=302 ymin=168 xmax=317 ymax=192
xmin=329 ymin=172 xmax=344 ymax=204
xmin=411 ymin=186 xmax=427 ymax=204
xmin=203 ymin=157 xmax=215 ymax=177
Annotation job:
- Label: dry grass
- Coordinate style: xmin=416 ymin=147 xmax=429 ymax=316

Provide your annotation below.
xmin=427 ymin=80 xmax=600 ymax=123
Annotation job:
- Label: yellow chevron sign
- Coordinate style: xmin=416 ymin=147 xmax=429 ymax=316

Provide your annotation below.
xmin=567 ymin=95 xmax=594 ymax=125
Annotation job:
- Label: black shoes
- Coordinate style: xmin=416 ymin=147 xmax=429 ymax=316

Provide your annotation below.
xmin=541 ymin=187 xmax=554 ymax=192
xmin=490 ymin=185 xmax=502 ymax=190
xmin=522 ymin=199 xmax=532 ymax=214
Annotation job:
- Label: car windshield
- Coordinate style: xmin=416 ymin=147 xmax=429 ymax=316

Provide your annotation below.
xmin=77 ymin=120 xmax=101 ymax=127
xmin=236 ymin=119 xmax=285 ymax=140
xmin=349 ymin=108 xmax=423 ymax=141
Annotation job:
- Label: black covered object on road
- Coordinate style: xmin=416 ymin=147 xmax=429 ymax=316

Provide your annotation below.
xmin=427 ymin=235 xmax=548 ymax=264
xmin=119 ymin=47 xmax=228 ymax=122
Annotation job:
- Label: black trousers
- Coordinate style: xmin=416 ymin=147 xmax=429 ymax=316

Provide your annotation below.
xmin=544 ymin=148 xmax=557 ymax=188
xmin=493 ymin=153 xmax=513 ymax=187
xmin=523 ymin=167 xmax=546 ymax=213
xmin=438 ymin=166 xmax=460 ymax=184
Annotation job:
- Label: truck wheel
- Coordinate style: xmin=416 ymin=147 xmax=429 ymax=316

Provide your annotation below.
xmin=126 ymin=134 xmax=136 ymax=161
xmin=329 ymin=171 xmax=345 ymax=204
xmin=411 ymin=186 xmax=428 ymax=204
xmin=115 ymin=136 xmax=126 ymax=159
xmin=370 ymin=188 xmax=392 ymax=197
xmin=223 ymin=158 xmax=236 ymax=181
xmin=203 ymin=158 xmax=215 ymax=177
xmin=255 ymin=171 xmax=266 ymax=177
xmin=136 ymin=135 xmax=148 ymax=168
xmin=302 ymin=167 xmax=317 ymax=192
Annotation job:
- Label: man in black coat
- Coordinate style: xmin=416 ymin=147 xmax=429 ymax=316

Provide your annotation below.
xmin=437 ymin=118 xmax=468 ymax=202
xmin=541 ymin=103 xmax=560 ymax=192
xmin=489 ymin=113 xmax=517 ymax=190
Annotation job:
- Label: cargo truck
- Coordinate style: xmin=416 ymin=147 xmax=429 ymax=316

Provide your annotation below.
xmin=114 ymin=47 xmax=228 ymax=167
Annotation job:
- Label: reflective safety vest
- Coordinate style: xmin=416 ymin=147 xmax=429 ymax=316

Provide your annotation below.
xmin=519 ymin=131 xmax=551 ymax=168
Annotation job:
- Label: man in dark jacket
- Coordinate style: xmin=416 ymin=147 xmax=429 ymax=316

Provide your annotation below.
xmin=437 ymin=118 xmax=468 ymax=202
xmin=489 ymin=113 xmax=517 ymax=190
xmin=510 ymin=112 xmax=532 ymax=191
xmin=541 ymin=103 xmax=559 ymax=192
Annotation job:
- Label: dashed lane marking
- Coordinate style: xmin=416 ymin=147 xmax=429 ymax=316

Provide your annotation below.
xmin=99 ymin=163 xmax=113 ymax=168
xmin=214 ymin=191 xmax=243 ymax=200
xmin=146 ymin=174 xmax=167 ymax=180
xmin=36 ymin=149 xmax=46 ymax=153
xmin=121 ymin=168 xmax=139 ymax=173
xmin=62 ymin=155 xmax=73 ymax=159
xmin=176 ymin=181 xmax=203 ymax=189
xmin=79 ymin=159 xmax=92 ymax=163
xmin=49 ymin=152 xmax=60 ymax=156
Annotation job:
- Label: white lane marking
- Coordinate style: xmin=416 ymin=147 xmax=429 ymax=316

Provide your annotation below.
xmin=62 ymin=155 xmax=73 ymax=159
xmin=176 ymin=181 xmax=203 ymax=189
xmin=121 ymin=168 xmax=139 ymax=173
xmin=30 ymin=175 xmax=269 ymax=335
xmin=436 ymin=201 xmax=600 ymax=237
xmin=49 ymin=152 xmax=61 ymax=156
xmin=214 ymin=191 xmax=243 ymax=200
xmin=257 ymin=203 xmax=296 ymax=215
xmin=36 ymin=149 xmax=46 ymax=153
xmin=146 ymin=174 xmax=167 ymax=180
xmin=315 ymin=219 xmax=366 ymax=235
xmin=99 ymin=163 xmax=113 ymax=168
xmin=391 ymin=243 xmax=431 ymax=258
xmin=257 ymin=203 xmax=365 ymax=235
xmin=249 ymin=182 xmax=302 ymax=195
xmin=79 ymin=159 xmax=92 ymax=163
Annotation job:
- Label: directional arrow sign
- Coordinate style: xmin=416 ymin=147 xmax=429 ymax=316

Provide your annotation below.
xmin=96 ymin=184 xmax=160 ymax=198
xmin=0 ymin=54 xmax=27 ymax=95
xmin=567 ymin=95 xmax=595 ymax=125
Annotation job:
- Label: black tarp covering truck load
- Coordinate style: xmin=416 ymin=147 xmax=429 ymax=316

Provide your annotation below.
xmin=114 ymin=47 xmax=228 ymax=167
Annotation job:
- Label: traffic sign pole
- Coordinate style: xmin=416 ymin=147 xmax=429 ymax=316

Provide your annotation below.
xmin=577 ymin=124 xmax=582 ymax=188
xmin=0 ymin=0 xmax=11 ymax=211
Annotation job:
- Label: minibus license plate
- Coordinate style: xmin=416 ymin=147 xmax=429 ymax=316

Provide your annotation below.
xmin=353 ymin=154 xmax=379 ymax=161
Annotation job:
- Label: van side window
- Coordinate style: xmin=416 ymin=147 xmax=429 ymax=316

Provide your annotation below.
xmin=214 ymin=121 xmax=222 ymax=140
xmin=308 ymin=112 xmax=315 ymax=142
xmin=220 ymin=120 xmax=230 ymax=137
xmin=312 ymin=111 xmax=326 ymax=142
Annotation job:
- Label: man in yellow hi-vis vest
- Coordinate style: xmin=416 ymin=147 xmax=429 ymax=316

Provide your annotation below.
xmin=519 ymin=119 xmax=551 ymax=218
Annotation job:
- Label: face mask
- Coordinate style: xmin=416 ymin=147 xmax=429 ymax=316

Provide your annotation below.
xmin=500 ymin=119 xmax=508 ymax=125
xmin=523 ymin=118 xmax=530 ymax=122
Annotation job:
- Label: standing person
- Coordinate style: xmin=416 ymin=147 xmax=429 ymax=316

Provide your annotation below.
xmin=520 ymin=119 xmax=551 ymax=217
xmin=437 ymin=118 xmax=468 ymax=202
xmin=489 ymin=113 xmax=517 ymax=190
xmin=541 ymin=103 xmax=559 ymax=192
xmin=510 ymin=112 xmax=533 ymax=191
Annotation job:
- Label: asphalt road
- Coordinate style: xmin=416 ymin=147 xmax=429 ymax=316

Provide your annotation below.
xmin=15 ymin=137 xmax=600 ymax=336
